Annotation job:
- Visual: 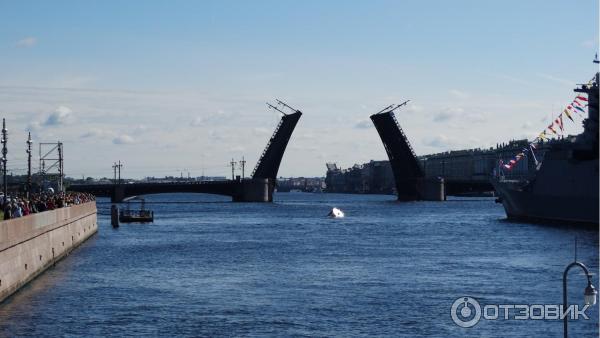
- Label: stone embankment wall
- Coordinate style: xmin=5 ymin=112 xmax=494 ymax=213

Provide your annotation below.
xmin=0 ymin=202 xmax=97 ymax=303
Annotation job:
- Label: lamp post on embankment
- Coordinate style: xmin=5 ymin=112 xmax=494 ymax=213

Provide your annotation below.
xmin=26 ymin=132 xmax=32 ymax=198
xmin=1 ymin=118 xmax=7 ymax=199
xmin=563 ymin=260 xmax=597 ymax=338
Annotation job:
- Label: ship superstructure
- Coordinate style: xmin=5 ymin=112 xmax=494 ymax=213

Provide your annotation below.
xmin=492 ymin=72 xmax=599 ymax=226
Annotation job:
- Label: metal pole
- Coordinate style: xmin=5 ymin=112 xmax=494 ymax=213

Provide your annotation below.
xmin=266 ymin=102 xmax=288 ymax=116
xmin=389 ymin=100 xmax=411 ymax=114
xmin=26 ymin=132 xmax=32 ymax=198
xmin=117 ymin=160 xmax=122 ymax=185
xmin=2 ymin=119 xmax=7 ymax=200
xmin=275 ymin=99 xmax=298 ymax=113
xmin=230 ymin=159 xmax=235 ymax=180
xmin=39 ymin=143 xmax=42 ymax=192
xmin=563 ymin=261 xmax=592 ymax=338
xmin=112 ymin=162 xmax=117 ymax=184
xmin=240 ymin=156 xmax=246 ymax=179
xmin=40 ymin=160 xmax=45 ymax=193
xmin=57 ymin=142 xmax=63 ymax=192
xmin=375 ymin=104 xmax=394 ymax=115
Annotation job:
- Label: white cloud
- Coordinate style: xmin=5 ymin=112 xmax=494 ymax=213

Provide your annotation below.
xmin=290 ymin=144 xmax=319 ymax=152
xmin=190 ymin=117 xmax=203 ymax=126
xmin=16 ymin=37 xmax=37 ymax=48
xmin=208 ymin=130 xmax=224 ymax=141
xmin=132 ymin=124 xmax=148 ymax=134
xmin=44 ymin=105 xmax=73 ymax=126
xmin=354 ymin=119 xmax=372 ymax=129
xmin=464 ymin=112 xmax=489 ymax=123
xmin=423 ymin=134 xmax=453 ymax=148
xmin=297 ymin=132 xmax=316 ymax=140
xmin=406 ymin=104 xmax=424 ymax=113
xmin=27 ymin=121 xmax=41 ymax=132
xmin=421 ymin=134 xmax=477 ymax=151
xmin=432 ymin=111 xmax=453 ymax=122
xmin=581 ymin=39 xmax=597 ymax=48
xmin=113 ymin=134 xmax=135 ymax=144
xmin=252 ymin=127 xmax=269 ymax=135
xmin=536 ymin=73 xmax=575 ymax=87
xmin=432 ymin=107 xmax=489 ymax=124
xmin=229 ymin=145 xmax=245 ymax=152
xmin=433 ymin=107 xmax=463 ymax=122
xmin=190 ymin=110 xmax=231 ymax=127
xmin=466 ymin=137 xmax=482 ymax=146
xmin=80 ymin=128 xmax=114 ymax=139
xmin=490 ymin=73 xmax=535 ymax=88
xmin=449 ymin=89 xmax=470 ymax=99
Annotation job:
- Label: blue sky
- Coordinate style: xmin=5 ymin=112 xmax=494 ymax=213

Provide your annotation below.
xmin=0 ymin=0 xmax=598 ymax=178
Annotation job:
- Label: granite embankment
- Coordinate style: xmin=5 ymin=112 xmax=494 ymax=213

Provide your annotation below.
xmin=0 ymin=202 xmax=97 ymax=303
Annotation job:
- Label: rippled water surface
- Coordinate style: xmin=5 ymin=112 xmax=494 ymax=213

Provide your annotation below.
xmin=0 ymin=193 xmax=598 ymax=337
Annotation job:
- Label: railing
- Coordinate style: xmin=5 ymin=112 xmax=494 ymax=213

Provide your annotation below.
xmin=251 ymin=116 xmax=285 ymax=177
xmin=391 ymin=112 xmax=418 ymax=160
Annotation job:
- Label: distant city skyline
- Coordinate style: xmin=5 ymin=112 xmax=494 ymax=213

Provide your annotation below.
xmin=0 ymin=0 xmax=598 ymax=178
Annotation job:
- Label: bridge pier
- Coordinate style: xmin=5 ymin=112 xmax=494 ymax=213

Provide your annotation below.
xmin=111 ymin=185 xmax=125 ymax=203
xmin=417 ymin=177 xmax=446 ymax=201
xmin=232 ymin=178 xmax=271 ymax=202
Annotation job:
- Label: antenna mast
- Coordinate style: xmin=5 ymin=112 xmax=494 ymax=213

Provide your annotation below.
xmin=266 ymin=102 xmax=287 ymax=116
xmin=374 ymin=100 xmax=411 ymax=115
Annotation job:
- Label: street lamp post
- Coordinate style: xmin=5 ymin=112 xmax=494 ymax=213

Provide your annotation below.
xmin=1 ymin=119 xmax=7 ymax=200
xmin=26 ymin=132 xmax=32 ymax=198
xmin=563 ymin=261 xmax=597 ymax=338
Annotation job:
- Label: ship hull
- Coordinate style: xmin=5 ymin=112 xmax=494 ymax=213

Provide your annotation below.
xmin=492 ymin=179 xmax=599 ymax=226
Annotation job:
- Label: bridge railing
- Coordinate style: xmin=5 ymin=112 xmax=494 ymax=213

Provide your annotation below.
xmin=251 ymin=116 xmax=285 ymax=177
xmin=391 ymin=112 xmax=418 ymax=160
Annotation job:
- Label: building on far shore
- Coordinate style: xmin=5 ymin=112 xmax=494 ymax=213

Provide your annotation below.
xmin=325 ymin=160 xmax=395 ymax=194
xmin=325 ymin=138 xmax=560 ymax=196
xmin=276 ymin=177 xmax=325 ymax=192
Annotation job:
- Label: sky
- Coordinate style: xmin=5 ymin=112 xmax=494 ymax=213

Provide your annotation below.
xmin=0 ymin=0 xmax=598 ymax=179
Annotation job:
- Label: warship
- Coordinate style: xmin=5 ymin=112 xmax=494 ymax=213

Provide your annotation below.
xmin=492 ymin=71 xmax=599 ymax=226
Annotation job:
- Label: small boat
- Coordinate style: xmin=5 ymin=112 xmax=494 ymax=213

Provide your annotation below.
xmin=119 ymin=197 xmax=154 ymax=223
xmin=328 ymin=207 xmax=345 ymax=218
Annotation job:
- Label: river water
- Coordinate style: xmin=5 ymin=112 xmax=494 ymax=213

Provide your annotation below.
xmin=0 ymin=193 xmax=598 ymax=337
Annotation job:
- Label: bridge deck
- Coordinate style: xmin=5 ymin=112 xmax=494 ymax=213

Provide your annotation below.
xmin=370 ymin=110 xmax=424 ymax=200
xmin=71 ymin=104 xmax=303 ymax=203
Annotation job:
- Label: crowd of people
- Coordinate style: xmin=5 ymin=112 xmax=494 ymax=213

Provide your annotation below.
xmin=1 ymin=192 xmax=95 ymax=220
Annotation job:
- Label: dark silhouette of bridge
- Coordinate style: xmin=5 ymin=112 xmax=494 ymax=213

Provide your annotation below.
xmin=370 ymin=102 xmax=444 ymax=201
xmin=70 ymin=102 xmax=302 ymax=202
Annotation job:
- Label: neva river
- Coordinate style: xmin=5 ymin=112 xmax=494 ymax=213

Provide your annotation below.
xmin=0 ymin=193 xmax=598 ymax=337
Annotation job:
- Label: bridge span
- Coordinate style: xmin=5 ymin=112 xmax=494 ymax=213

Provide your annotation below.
xmin=70 ymin=178 xmax=273 ymax=203
xmin=370 ymin=102 xmax=445 ymax=201
xmin=70 ymin=103 xmax=302 ymax=202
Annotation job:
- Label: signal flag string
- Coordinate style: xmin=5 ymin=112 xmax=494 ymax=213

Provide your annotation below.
xmin=500 ymin=80 xmax=592 ymax=171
